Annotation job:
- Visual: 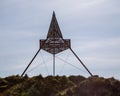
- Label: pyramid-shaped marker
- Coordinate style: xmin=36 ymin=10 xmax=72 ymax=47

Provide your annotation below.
xmin=40 ymin=12 xmax=70 ymax=54
xmin=21 ymin=12 xmax=93 ymax=77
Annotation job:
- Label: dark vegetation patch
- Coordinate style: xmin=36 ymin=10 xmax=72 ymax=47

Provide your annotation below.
xmin=0 ymin=75 xmax=120 ymax=96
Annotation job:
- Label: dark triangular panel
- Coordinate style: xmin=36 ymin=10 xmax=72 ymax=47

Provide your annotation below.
xmin=47 ymin=12 xmax=63 ymax=39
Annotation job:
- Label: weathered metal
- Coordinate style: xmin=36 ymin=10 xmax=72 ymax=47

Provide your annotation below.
xmin=21 ymin=12 xmax=93 ymax=77
xmin=40 ymin=12 xmax=70 ymax=54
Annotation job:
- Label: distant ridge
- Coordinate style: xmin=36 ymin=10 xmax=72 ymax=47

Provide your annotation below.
xmin=0 ymin=75 xmax=120 ymax=96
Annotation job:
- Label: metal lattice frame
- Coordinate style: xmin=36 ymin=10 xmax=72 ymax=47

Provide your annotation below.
xmin=21 ymin=12 xmax=93 ymax=77
xmin=40 ymin=12 xmax=70 ymax=54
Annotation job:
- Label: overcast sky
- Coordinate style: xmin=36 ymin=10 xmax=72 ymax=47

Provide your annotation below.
xmin=0 ymin=0 xmax=120 ymax=79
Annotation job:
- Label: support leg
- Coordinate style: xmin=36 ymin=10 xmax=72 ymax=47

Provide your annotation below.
xmin=21 ymin=49 xmax=40 ymax=77
xmin=53 ymin=54 xmax=55 ymax=76
xmin=70 ymin=48 xmax=93 ymax=76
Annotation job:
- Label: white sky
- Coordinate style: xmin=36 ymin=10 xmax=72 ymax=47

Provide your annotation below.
xmin=0 ymin=0 xmax=120 ymax=79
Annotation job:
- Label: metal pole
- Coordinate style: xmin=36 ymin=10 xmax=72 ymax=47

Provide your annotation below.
xmin=53 ymin=54 xmax=55 ymax=76
xmin=21 ymin=49 xmax=40 ymax=77
xmin=70 ymin=48 xmax=93 ymax=76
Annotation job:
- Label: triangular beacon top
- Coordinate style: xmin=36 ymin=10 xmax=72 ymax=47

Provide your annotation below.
xmin=40 ymin=11 xmax=70 ymax=54
xmin=47 ymin=11 xmax=63 ymax=39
